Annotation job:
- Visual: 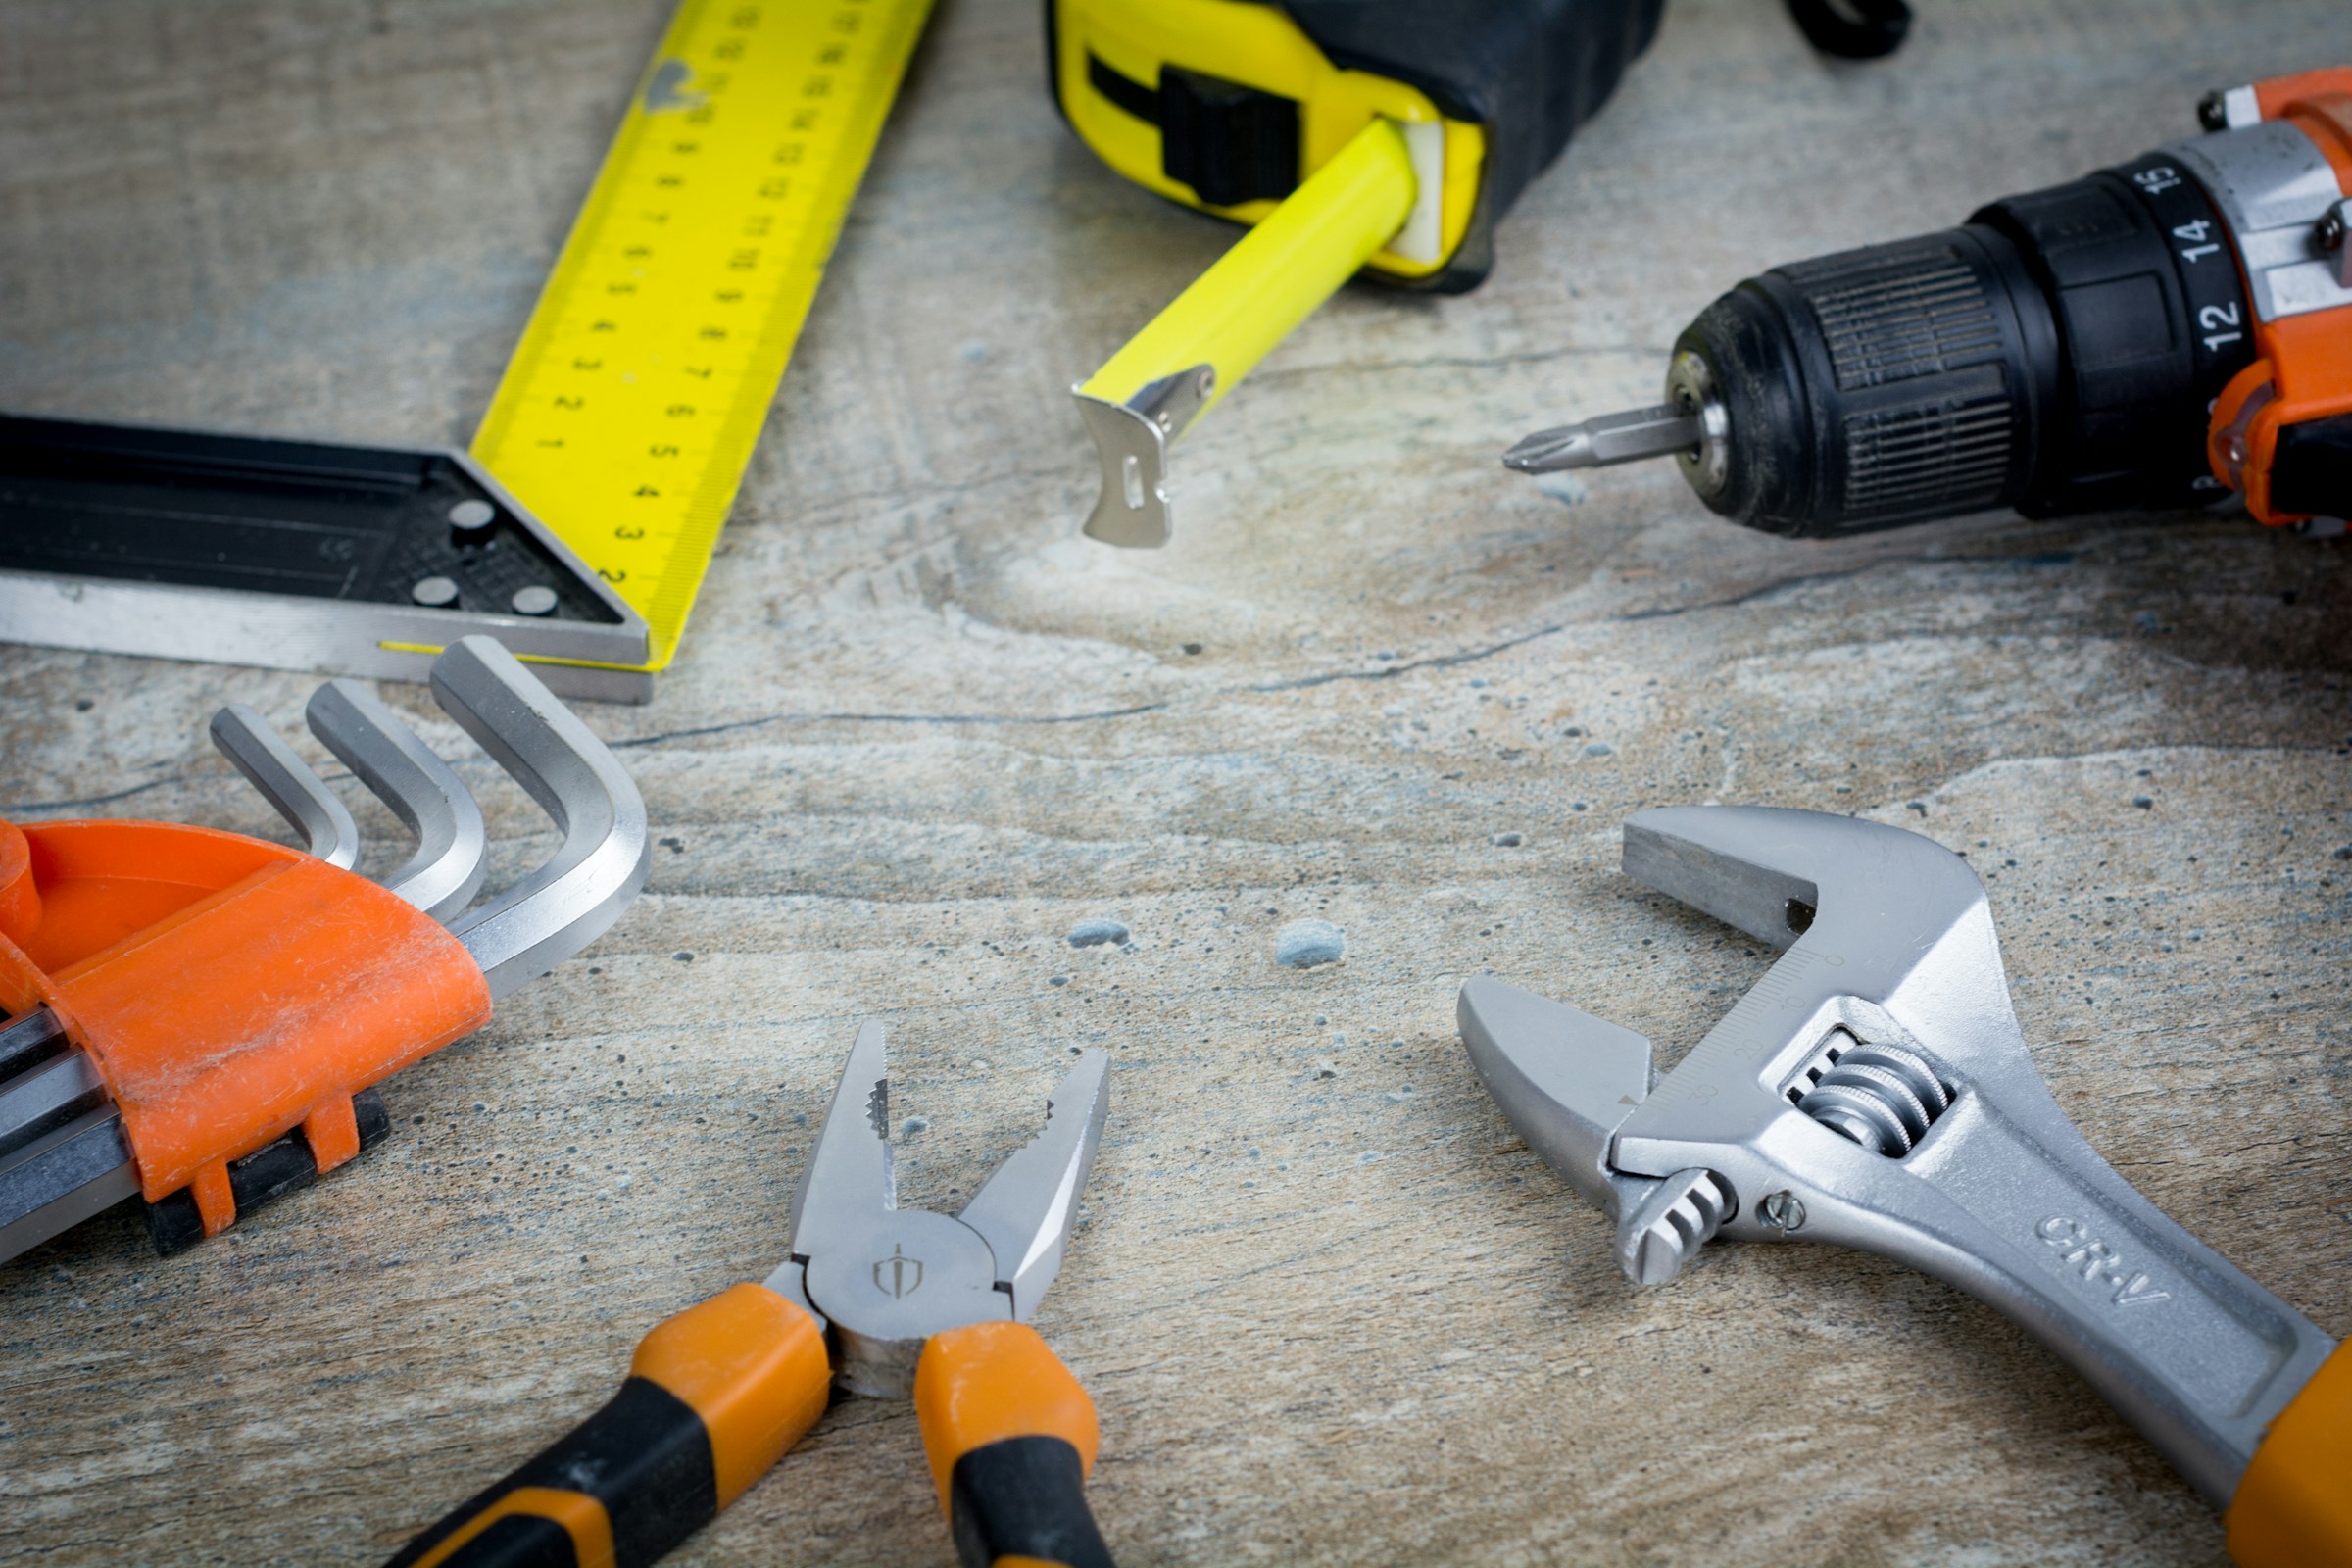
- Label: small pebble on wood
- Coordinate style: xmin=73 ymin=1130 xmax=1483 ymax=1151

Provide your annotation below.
xmin=1275 ymin=919 xmax=1345 ymax=969
xmin=1067 ymin=917 xmax=1131 ymax=948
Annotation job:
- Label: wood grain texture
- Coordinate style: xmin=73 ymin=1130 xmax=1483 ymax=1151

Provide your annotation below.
xmin=3 ymin=1 xmax=2350 ymax=1563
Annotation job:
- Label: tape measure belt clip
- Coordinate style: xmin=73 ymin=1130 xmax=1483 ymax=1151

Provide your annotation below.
xmin=1085 ymin=55 xmax=1303 ymax=208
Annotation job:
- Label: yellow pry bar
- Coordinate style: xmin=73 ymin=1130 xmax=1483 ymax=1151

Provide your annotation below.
xmin=470 ymin=0 xmax=934 ymax=673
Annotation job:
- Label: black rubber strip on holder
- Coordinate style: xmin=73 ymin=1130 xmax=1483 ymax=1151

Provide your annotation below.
xmin=145 ymin=1088 xmax=392 ymax=1255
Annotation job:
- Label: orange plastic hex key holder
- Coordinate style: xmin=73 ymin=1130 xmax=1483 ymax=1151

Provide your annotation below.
xmin=0 ymin=636 xmax=649 ymax=1264
xmin=4 ymin=819 xmax=490 ymax=1237
xmin=388 ymin=1026 xmax=1116 ymax=1568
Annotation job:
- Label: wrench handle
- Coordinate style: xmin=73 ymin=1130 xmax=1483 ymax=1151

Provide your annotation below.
xmin=1882 ymin=1102 xmax=2335 ymax=1507
xmin=2226 ymin=1341 xmax=2352 ymax=1566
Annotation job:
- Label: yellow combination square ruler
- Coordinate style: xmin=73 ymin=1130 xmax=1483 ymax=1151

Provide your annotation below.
xmin=0 ymin=0 xmax=933 ymax=702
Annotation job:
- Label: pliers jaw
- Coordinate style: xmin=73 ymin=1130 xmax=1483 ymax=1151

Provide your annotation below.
xmin=775 ymin=1023 xmax=1110 ymax=1399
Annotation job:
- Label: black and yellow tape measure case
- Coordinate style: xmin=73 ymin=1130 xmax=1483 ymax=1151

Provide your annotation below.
xmin=1047 ymin=0 xmax=1666 ymax=293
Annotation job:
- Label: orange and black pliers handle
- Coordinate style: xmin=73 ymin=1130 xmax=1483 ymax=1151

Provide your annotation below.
xmin=917 ymin=1319 xmax=1116 ymax=1568
xmin=388 ymin=1288 xmax=1114 ymax=1568
xmin=386 ymin=1285 xmax=828 ymax=1568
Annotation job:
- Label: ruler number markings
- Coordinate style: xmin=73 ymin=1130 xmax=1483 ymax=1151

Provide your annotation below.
xmin=472 ymin=0 xmax=931 ymax=664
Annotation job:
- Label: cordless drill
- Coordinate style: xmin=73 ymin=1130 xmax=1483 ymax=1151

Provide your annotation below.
xmin=1506 ymin=67 xmax=2352 ymax=536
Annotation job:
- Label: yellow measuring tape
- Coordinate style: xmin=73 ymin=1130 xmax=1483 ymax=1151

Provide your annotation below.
xmin=471 ymin=0 xmax=934 ymax=673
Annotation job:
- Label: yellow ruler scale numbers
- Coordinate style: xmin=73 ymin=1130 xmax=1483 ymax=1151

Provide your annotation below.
xmin=471 ymin=0 xmax=935 ymax=674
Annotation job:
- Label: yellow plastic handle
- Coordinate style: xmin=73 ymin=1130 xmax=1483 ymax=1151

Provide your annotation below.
xmin=2227 ymin=1340 xmax=2352 ymax=1567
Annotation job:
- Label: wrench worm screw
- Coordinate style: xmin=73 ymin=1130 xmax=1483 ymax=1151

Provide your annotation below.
xmin=1795 ymin=1042 xmax=1951 ymax=1156
xmin=1614 ymin=1168 xmax=1734 ymax=1286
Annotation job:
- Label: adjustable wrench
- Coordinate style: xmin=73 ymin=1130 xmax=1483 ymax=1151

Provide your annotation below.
xmin=1459 ymin=807 xmax=2348 ymax=1563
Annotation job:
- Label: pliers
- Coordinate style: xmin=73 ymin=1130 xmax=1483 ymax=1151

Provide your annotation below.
xmin=389 ymin=1024 xmax=1116 ymax=1568
xmin=1459 ymin=807 xmax=2351 ymax=1568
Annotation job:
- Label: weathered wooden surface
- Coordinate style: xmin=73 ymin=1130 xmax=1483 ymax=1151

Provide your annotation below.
xmin=4 ymin=1 xmax=2351 ymax=1562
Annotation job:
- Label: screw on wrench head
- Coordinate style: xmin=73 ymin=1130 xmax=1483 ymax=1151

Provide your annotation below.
xmin=1460 ymin=805 xmax=2334 ymax=1509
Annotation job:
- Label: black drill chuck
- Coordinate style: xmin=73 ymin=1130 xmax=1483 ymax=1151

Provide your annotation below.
xmin=1510 ymin=150 xmax=2261 ymax=536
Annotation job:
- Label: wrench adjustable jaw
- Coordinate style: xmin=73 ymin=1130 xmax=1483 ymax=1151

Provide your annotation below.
xmin=1463 ymin=806 xmax=2336 ymax=1509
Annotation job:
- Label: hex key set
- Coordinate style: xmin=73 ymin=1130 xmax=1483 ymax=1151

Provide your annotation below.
xmin=0 ymin=637 xmax=649 ymax=1261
